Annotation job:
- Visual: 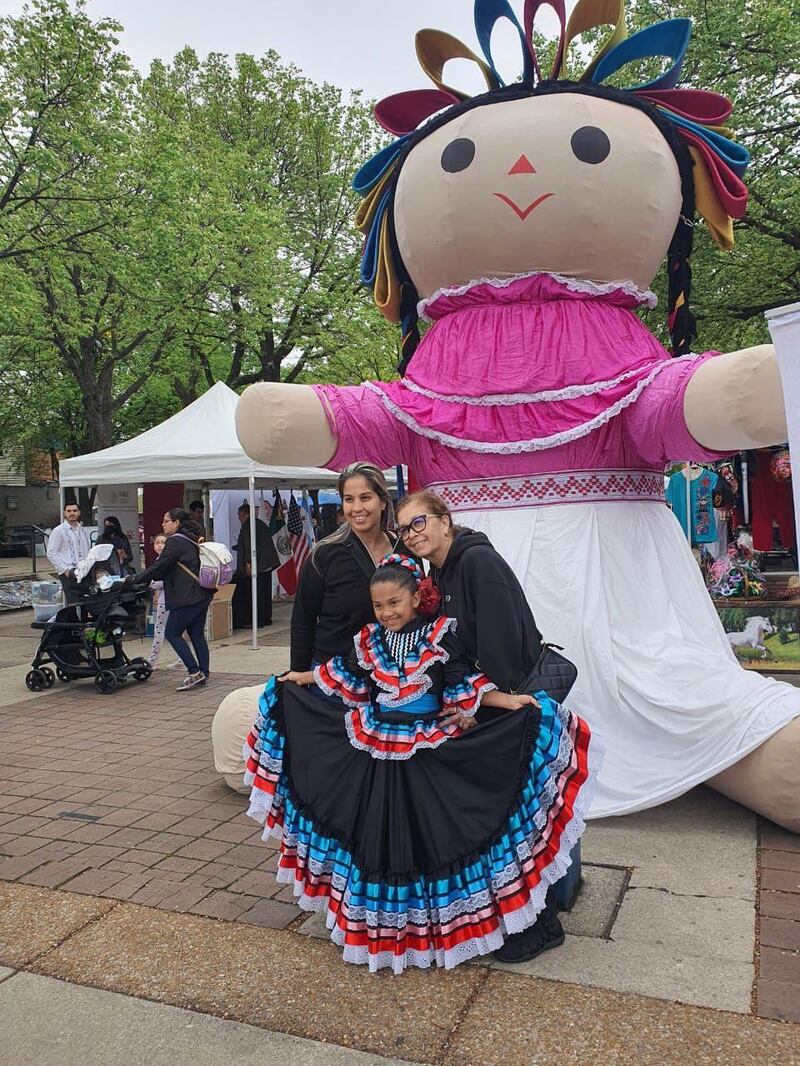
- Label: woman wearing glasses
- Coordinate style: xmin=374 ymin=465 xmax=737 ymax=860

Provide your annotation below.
xmin=395 ymin=491 xmax=544 ymax=700
xmin=290 ymin=462 xmax=402 ymax=673
xmin=394 ymin=489 xmax=573 ymax=964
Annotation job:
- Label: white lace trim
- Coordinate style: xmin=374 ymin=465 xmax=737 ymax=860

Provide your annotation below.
xmin=402 ymin=362 xmax=662 ymax=406
xmin=313 ymin=663 xmax=368 ymax=710
xmin=417 ymin=270 xmax=657 ymax=322
xmin=365 ymin=359 xmax=675 ymax=453
xmin=344 ymin=709 xmax=453 ymax=760
xmin=443 ymin=676 xmax=497 ymax=718
xmin=246 ymin=784 xmax=277 ymax=822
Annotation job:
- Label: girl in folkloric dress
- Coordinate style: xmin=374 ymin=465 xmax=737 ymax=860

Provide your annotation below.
xmin=244 ymin=554 xmax=601 ymax=973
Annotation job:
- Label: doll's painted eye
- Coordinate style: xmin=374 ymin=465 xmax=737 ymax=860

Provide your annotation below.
xmin=570 ymin=126 xmax=611 ymax=164
xmin=441 ymin=137 xmax=476 ymax=173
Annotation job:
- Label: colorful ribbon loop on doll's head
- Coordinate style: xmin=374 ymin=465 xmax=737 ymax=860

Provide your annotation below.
xmin=356 ymin=0 xmax=751 ymax=318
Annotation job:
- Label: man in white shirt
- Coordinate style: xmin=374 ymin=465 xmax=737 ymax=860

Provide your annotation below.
xmin=47 ymin=503 xmax=92 ymax=604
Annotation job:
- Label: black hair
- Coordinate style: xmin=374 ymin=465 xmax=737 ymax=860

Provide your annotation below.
xmin=384 ymin=79 xmax=696 ymax=372
xmin=183 ymin=519 xmax=205 ymax=539
xmin=166 ymin=507 xmax=190 ymax=528
xmin=369 ymin=562 xmax=418 ymax=597
xmin=102 ymin=515 xmax=124 ymax=537
xmin=189 ymin=500 xmax=204 ymax=512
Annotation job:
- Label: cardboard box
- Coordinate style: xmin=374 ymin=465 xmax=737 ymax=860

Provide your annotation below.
xmin=205 ymin=583 xmax=235 ymax=641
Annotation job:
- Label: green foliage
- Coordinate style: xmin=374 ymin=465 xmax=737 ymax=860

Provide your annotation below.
xmin=0 ymin=1 xmax=397 ymax=457
xmin=629 ymin=0 xmax=799 ymax=352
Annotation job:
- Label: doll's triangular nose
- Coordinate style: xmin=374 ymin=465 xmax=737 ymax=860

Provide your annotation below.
xmin=508 ymin=154 xmax=536 ymax=175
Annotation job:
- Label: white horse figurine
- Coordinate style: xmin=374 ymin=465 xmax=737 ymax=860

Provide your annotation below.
xmin=727 ymin=617 xmax=776 ymax=659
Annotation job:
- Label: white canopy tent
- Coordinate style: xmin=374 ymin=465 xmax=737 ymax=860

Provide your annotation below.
xmin=58 ymin=382 xmax=345 ymax=649
xmin=58 ymin=381 xmax=342 ymax=490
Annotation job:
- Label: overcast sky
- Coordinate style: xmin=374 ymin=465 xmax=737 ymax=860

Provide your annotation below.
xmin=0 ymin=1 xmax=565 ymax=100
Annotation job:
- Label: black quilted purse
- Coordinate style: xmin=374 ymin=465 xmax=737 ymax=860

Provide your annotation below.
xmin=518 ymin=642 xmax=578 ymax=705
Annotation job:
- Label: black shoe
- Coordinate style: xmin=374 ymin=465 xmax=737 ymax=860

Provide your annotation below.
xmin=494 ymin=914 xmax=565 ymax=964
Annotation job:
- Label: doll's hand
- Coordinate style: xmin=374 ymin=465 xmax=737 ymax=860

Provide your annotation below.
xmin=278 ymin=670 xmax=314 ymax=686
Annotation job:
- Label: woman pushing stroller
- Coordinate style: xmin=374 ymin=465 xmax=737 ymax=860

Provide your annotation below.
xmin=128 ymin=509 xmax=212 ymax=691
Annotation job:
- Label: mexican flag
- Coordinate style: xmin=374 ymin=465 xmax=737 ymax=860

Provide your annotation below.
xmin=268 ymin=491 xmax=297 ymax=595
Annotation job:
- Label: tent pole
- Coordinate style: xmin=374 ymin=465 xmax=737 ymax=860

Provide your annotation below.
xmin=202 ymin=482 xmax=211 ymax=540
xmin=248 ymin=477 xmax=258 ymax=650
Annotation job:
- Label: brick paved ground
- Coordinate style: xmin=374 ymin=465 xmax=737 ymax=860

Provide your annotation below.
xmin=0 ymin=669 xmax=299 ymax=928
xmin=758 ymin=821 xmax=800 ymax=1023
xmin=2 ymin=602 xmax=800 ymax=1031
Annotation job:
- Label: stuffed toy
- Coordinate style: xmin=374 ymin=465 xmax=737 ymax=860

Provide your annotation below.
xmin=234 ymin=0 xmax=799 ymax=831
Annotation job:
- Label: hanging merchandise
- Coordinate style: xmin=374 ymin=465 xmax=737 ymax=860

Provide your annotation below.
xmin=750 ymin=449 xmax=796 ymax=554
xmin=709 ymin=465 xmax=737 ymax=560
xmin=770 ymin=448 xmax=792 ymax=483
xmin=665 ymin=466 xmax=719 ymax=546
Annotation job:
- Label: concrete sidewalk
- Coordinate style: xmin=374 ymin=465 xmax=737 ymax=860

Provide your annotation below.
xmin=0 ymin=970 xmax=406 ymax=1066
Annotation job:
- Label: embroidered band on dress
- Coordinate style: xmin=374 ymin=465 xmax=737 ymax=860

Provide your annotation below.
xmin=428 ymin=470 xmax=668 ymax=512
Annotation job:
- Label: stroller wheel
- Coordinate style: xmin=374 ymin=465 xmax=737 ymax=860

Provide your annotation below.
xmin=56 ymin=667 xmax=72 ymax=683
xmin=25 ymin=669 xmax=47 ymax=692
xmin=94 ymin=669 xmax=118 ymax=695
xmin=40 ymin=667 xmax=55 ymax=688
xmin=134 ymin=663 xmax=153 ymax=682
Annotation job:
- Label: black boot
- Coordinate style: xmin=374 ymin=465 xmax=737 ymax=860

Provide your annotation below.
xmin=494 ymin=890 xmax=565 ymax=964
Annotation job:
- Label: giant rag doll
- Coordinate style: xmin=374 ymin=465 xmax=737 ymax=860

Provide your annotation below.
xmin=235 ymin=0 xmax=800 ymax=830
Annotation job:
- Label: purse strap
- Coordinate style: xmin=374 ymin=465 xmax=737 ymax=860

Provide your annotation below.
xmin=177 ymin=561 xmax=201 ymax=584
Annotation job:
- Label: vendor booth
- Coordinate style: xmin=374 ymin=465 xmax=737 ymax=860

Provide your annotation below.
xmin=58 ymin=382 xmax=344 ymax=649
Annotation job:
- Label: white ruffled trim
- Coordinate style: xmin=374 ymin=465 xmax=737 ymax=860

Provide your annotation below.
xmin=402 ymin=363 xmax=662 ymax=406
xmin=417 ymin=270 xmax=657 ymax=322
xmin=344 ymin=709 xmax=454 ymax=760
xmin=442 ymin=675 xmax=497 ymax=718
xmin=365 ymin=358 xmax=678 ymax=454
xmin=313 ymin=661 xmax=369 ymax=710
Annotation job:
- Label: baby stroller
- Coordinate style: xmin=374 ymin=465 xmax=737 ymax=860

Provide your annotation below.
xmin=26 ymin=546 xmax=153 ymax=694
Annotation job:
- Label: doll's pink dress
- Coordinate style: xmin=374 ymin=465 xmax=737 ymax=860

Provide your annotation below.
xmin=313 ymin=272 xmax=799 ymax=817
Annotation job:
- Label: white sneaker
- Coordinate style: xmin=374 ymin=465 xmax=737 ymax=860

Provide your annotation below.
xmin=167 ymin=659 xmax=183 ymax=669
xmin=176 ymin=672 xmax=205 ymax=691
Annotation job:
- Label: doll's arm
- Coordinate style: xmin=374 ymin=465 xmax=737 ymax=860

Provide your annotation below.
xmin=236 ymin=383 xmax=336 ymax=466
xmin=236 ymin=381 xmax=412 ymax=469
xmin=683 ymin=345 xmax=787 ymax=451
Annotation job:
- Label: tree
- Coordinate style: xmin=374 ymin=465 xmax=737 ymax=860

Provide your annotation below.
xmin=628 ymin=0 xmax=799 ymax=353
xmin=0 ymin=0 xmax=131 ymax=261
xmin=139 ymin=48 xmax=399 ymax=400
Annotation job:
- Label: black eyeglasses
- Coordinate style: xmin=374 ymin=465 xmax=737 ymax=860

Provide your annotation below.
xmin=396 ymin=514 xmax=439 ymax=540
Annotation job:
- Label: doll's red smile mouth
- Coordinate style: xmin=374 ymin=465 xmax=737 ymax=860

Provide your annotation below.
xmin=493 ymin=192 xmax=554 ymax=220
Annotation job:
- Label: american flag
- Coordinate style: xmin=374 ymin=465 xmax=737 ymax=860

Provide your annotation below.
xmin=287 ymin=496 xmax=311 ymax=575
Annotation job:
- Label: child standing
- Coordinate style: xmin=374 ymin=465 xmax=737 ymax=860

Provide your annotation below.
xmin=147 ymin=534 xmax=169 ymax=668
xmin=244 ymin=554 xmax=600 ymax=973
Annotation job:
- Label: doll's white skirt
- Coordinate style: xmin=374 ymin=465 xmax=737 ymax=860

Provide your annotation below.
xmin=458 ymin=499 xmax=800 ymax=817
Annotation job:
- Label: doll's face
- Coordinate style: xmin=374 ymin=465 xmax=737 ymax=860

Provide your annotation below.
xmin=394 ymin=93 xmax=683 ymax=298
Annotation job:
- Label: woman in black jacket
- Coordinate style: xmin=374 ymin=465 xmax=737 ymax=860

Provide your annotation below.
xmin=395 ymin=489 xmax=567 ymax=966
xmin=291 ymin=463 xmax=399 ymax=671
xmin=99 ymin=515 xmax=134 ymax=566
xmin=395 ymin=490 xmax=543 ymax=694
xmin=131 ymin=509 xmax=212 ymax=691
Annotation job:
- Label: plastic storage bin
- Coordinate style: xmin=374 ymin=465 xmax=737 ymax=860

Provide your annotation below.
xmin=30 ymin=580 xmax=63 ymax=623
